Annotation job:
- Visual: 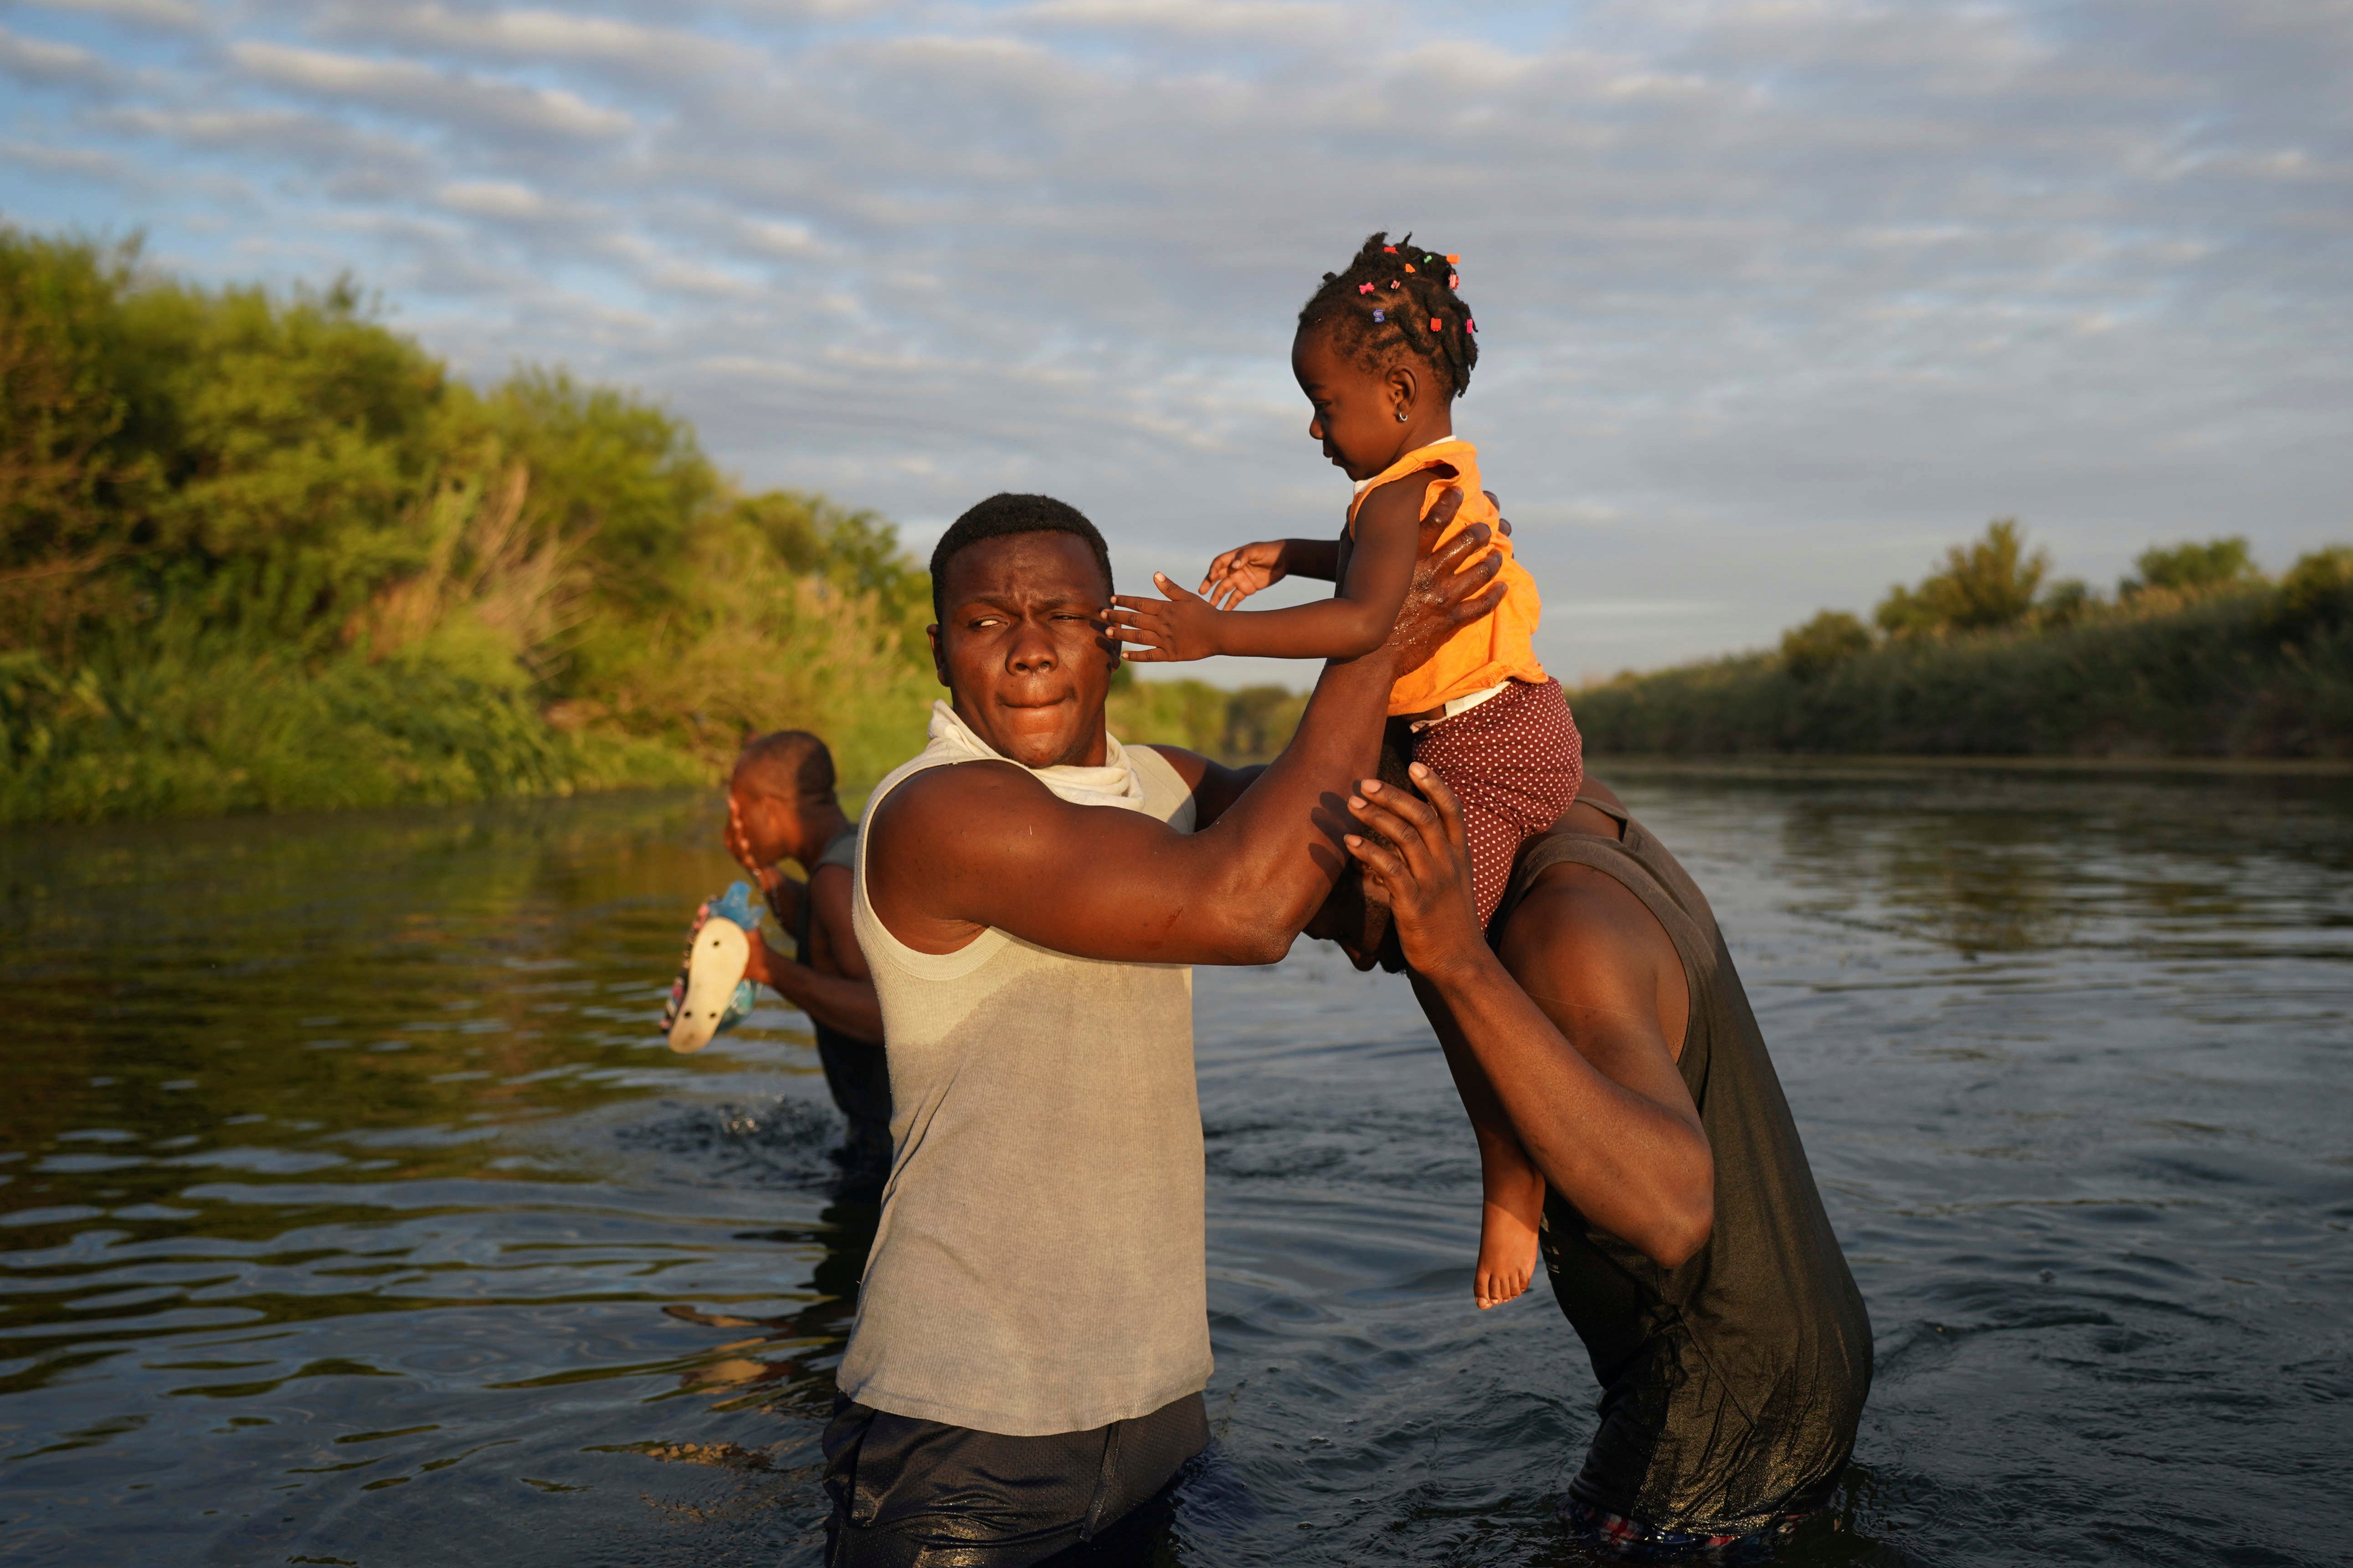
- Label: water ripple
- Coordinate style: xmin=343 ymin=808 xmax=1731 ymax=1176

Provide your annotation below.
xmin=2 ymin=772 xmax=2349 ymax=1564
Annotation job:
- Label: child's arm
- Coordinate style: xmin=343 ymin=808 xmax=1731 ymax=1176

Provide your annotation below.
xmin=1112 ymin=479 xmax=1436 ymax=664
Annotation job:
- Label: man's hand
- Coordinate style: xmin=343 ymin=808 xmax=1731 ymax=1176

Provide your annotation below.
xmin=724 ymin=796 xmax=761 ymax=875
xmin=1199 ymin=540 xmax=1290 ymax=608
xmin=1341 ymin=764 xmax=1490 ymax=983
xmin=726 ymin=797 xmax=799 ymax=927
xmin=1389 ymin=516 xmax=1507 ymax=677
xmin=741 ymin=929 xmax=780 ymax=986
xmin=1108 ymin=572 xmax=1226 ymax=663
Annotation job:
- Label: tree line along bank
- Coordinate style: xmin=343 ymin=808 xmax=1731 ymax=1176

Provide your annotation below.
xmin=0 ymin=229 xmax=1286 ymax=824
xmin=1571 ymin=521 xmax=2353 ymax=758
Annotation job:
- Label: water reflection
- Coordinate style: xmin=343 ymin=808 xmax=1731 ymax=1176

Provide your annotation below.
xmin=1752 ymin=762 xmax=2353 ymax=960
xmin=3 ymin=768 xmax=2348 ymax=1567
xmin=661 ymin=1195 xmax=881 ymax=1417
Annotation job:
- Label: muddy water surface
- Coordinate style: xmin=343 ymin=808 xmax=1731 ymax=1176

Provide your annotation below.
xmin=2 ymin=764 xmax=2348 ymax=1565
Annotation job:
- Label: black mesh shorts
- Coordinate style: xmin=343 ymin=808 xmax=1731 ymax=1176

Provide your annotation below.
xmin=821 ymin=1390 xmax=1209 ymax=1567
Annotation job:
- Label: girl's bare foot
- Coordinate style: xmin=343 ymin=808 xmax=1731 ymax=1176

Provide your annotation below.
xmin=1474 ymin=1197 xmax=1541 ymax=1309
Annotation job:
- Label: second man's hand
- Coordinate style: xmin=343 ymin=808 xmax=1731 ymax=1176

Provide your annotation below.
xmin=1342 ymin=763 xmax=1490 ymax=985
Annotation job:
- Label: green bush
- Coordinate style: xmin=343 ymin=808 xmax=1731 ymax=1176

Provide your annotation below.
xmin=1576 ymin=573 xmax=2353 ymax=760
xmin=1875 ymin=519 xmax=2048 ymax=637
xmin=2126 ymin=536 xmax=2256 ymax=599
xmin=0 ymin=227 xmax=940 ymax=822
xmin=2035 ymin=577 xmax=2095 ymax=629
xmin=0 ymin=227 xmax=1293 ymax=821
xmin=2271 ymin=547 xmax=2353 ymax=640
xmin=1780 ymin=610 xmax=1872 ymax=681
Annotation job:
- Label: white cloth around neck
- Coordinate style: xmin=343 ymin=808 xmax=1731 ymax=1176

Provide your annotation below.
xmin=921 ymin=699 xmax=1147 ymax=813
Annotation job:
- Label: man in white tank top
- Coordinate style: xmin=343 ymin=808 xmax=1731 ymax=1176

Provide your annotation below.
xmin=824 ymin=491 xmax=1505 ymax=1566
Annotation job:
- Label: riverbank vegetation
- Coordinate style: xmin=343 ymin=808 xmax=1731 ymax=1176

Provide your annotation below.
xmin=21 ymin=229 xmax=2329 ymax=824
xmin=1573 ymin=521 xmax=2353 ymax=758
xmin=0 ymin=231 xmax=1291 ymax=824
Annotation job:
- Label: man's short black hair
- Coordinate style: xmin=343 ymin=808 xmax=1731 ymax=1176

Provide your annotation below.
xmin=929 ymin=493 xmax=1114 ymax=624
xmin=732 ymin=730 xmax=836 ymax=805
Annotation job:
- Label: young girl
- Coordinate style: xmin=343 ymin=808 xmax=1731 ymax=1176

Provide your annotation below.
xmin=1110 ymin=231 xmax=1582 ymax=1311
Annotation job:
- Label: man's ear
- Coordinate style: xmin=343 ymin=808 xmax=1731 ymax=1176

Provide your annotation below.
xmin=1310 ymin=861 xmax=1393 ymax=972
xmin=927 ymin=624 xmax=949 ymax=687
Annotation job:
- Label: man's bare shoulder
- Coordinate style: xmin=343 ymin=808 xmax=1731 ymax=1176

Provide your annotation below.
xmin=1498 ymin=861 xmax=1675 ymax=1007
xmin=868 ymin=758 xmax=1057 ymax=850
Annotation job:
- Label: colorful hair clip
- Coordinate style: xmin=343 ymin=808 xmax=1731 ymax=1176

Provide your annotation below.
xmin=1448 ymin=273 xmax=1459 ymax=289
xmin=1467 ymin=318 xmax=1477 ymax=333
xmin=1446 ymin=254 xmax=1459 ymax=264
xmin=1388 ymin=279 xmax=1400 ymax=289
xmin=1404 ymin=263 xmax=1416 ymax=273
xmin=1357 ymin=282 xmax=1374 ymax=294
xmin=1372 ymin=309 xmax=1385 ymax=322
xmin=1429 ymin=316 xmax=1442 ymax=331
xmin=1382 ymin=245 xmax=1397 ymax=253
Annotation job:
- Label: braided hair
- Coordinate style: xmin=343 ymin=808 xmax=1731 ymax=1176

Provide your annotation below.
xmin=1296 ymin=231 xmax=1478 ymax=398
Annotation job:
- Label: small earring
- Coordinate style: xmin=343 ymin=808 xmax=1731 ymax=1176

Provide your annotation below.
xmin=1395 ymin=409 xmax=1409 ymax=422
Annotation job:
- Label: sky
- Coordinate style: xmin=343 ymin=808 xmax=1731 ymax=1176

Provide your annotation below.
xmin=2 ymin=0 xmax=2347 ymax=687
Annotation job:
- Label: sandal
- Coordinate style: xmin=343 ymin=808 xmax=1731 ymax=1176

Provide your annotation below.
xmin=661 ymin=882 xmax=763 ymax=1054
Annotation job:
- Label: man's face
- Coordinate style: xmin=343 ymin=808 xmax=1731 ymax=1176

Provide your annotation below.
xmin=929 ymin=532 xmax=1120 ymax=769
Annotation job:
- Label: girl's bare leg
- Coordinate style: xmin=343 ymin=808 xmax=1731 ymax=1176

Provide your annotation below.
xmin=1474 ymin=1127 xmax=1546 ymax=1309
xmin=1411 ymin=971 xmax=1545 ymax=1309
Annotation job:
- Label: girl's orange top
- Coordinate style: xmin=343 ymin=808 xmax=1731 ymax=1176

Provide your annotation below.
xmin=1347 ymin=438 xmax=1546 ymax=717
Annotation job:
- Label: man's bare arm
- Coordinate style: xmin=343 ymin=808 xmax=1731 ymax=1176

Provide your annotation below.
xmin=1144 ymin=752 xmax=1264 ymax=830
xmin=1343 ymin=769 xmax=1715 ymax=1268
xmin=868 ymin=523 xmax=1509 ymax=967
xmin=868 ymin=653 xmax=1383 ymax=965
xmin=747 ymin=939 xmax=884 ymax=1042
xmin=745 ymin=863 xmax=882 ymax=1041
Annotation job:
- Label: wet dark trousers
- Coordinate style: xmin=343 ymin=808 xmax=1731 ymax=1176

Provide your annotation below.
xmin=821 ymin=1391 xmax=1208 ymax=1568
xmin=816 ymin=1027 xmax=892 ymax=1159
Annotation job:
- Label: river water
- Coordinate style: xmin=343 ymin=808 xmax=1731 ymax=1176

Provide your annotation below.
xmin=2 ymin=764 xmax=2348 ymax=1567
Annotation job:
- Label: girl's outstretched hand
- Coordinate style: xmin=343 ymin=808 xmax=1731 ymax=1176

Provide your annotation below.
xmin=1343 ymin=764 xmax=1487 ymax=981
xmin=1200 ymin=540 xmax=1290 ymax=608
xmin=1107 ymin=573 xmax=1223 ymax=662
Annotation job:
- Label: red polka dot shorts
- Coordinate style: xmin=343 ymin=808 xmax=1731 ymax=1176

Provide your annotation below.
xmin=1408 ymin=676 xmax=1584 ymax=932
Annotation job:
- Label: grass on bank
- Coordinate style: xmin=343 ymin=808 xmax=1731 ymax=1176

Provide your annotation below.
xmin=0 ymin=229 xmax=1295 ymax=824
xmin=1572 ymin=523 xmax=2353 ymax=758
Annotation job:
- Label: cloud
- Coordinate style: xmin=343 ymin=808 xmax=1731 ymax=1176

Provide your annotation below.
xmin=98 ymin=107 xmax=427 ymax=176
xmin=229 ymin=41 xmax=634 ymax=139
xmin=0 ymin=22 xmax=115 ymax=86
xmin=19 ymin=0 xmax=205 ymax=32
xmin=306 ymin=2 xmax=739 ymax=87
xmin=0 ymin=0 xmax=2345 ymax=680
xmin=436 ymin=178 xmax=565 ymax=220
xmin=0 ymin=137 xmax=145 ymax=187
xmin=1015 ymin=0 xmax=1355 ymax=42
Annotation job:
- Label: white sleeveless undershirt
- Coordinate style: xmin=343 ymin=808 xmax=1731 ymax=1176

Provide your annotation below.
xmin=842 ymin=711 xmax=1207 ymax=1436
